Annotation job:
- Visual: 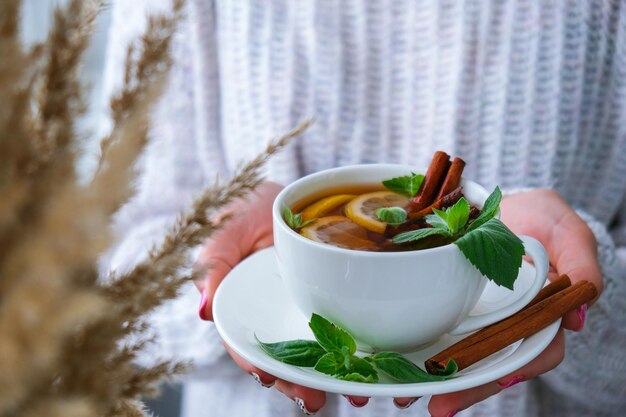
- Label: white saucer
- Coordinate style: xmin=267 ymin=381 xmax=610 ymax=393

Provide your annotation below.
xmin=213 ymin=247 xmax=560 ymax=397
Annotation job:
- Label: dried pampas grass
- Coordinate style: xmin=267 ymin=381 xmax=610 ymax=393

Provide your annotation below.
xmin=0 ymin=1 xmax=309 ymax=416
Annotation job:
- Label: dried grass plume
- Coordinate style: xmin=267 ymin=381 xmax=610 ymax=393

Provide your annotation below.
xmin=0 ymin=1 xmax=310 ymax=416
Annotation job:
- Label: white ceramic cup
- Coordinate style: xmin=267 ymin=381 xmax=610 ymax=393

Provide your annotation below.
xmin=272 ymin=164 xmax=549 ymax=352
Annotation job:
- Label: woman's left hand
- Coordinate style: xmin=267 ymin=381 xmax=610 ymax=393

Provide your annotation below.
xmin=416 ymin=188 xmax=603 ymax=416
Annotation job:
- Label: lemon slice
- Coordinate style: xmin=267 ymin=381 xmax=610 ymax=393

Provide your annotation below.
xmin=344 ymin=191 xmax=410 ymax=233
xmin=301 ymin=194 xmax=356 ymax=221
xmin=300 ymin=216 xmax=376 ymax=251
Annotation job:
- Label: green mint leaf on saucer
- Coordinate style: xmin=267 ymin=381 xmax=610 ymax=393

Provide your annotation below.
xmin=309 ymin=313 xmax=357 ymax=354
xmin=335 ymin=357 xmax=378 ymax=383
xmin=382 ymin=172 xmax=424 ymax=197
xmin=314 ymin=351 xmax=379 ymax=383
xmin=256 ymin=336 xmax=327 ymax=367
xmin=427 ymin=197 xmax=470 ymax=234
xmin=375 ymin=207 xmax=407 ymax=226
xmin=338 ymin=372 xmax=379 ymax=383
xmin=392 ymin=227 xmax=451 ymax=244
xmin=454 ymin=218 xmax=524 ymax=289
xmin=367 ymin=352 xmax=455 ymax=382
xmin=283 ymin=206 xmax=314 ymax=230
xmin=467 ymin=187 xmax=501 ymax=231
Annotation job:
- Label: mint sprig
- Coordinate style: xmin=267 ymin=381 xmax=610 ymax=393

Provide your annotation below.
xmin=455 ymin=218 xmax=524 ymax=290
xmin=256 ymin=337 xmax=327 ymax=366
xmin=257 ymin=314 xmax=457 ymax=383
xmin=375 ymin=207 xmax=408 ymax=226
xmin=283 ymin=206 xmax=314 ymax=230
xmin=366 ymin=352 xmax=457 ymax=382
xmin=392 ymin=187 xmax=525 ymax=289
xmin=382 ymin=172 xmax=424 ymax=197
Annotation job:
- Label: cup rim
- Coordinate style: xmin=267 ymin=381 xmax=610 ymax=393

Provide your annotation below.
xmin=273 ymin=163 xmax=492 ymax=258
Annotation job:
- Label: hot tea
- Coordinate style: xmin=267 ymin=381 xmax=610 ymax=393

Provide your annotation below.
xmin=284 ymin=151 xmax=476 ymax=252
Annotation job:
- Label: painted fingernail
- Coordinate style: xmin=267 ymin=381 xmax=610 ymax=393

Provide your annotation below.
xmin=498 ymin=375 xmax=525 ymax=389
xmin=249 ymin=372 xmax=274 ymax=388
xmin=576 ymin=304 xmax=588 ymax=331
xmin=343 ymin=395 xmax=368 ymax=407
xmin=447 ymin=411 xmax=458 ymax=417
xmin=294 ymin=397 xmax=316 ymax=415
xmin=198 ymin=289 xmax=209 ymax=320
xmin=392 ymin=397 xmax=419 ymax=409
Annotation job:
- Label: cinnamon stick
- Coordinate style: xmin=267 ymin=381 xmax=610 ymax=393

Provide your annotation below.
xmin=408 ymin=186 xmax=463 ymax=220
xmin=408 ymin=151 xmax=450 ymax=212
xmin=436 ymin=157 xmax=466 ymax=200
xmin=468 ymin=206 xmax=480 ymax=221
xmin=425 ymin=279 xmax=596 ymax=374
xmin=424 ymin=275 xmax=571 ymax=371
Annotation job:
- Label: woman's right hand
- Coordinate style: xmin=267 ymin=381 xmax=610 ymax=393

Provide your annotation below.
xmin=194 ymin=181 xmax=337 ymax=414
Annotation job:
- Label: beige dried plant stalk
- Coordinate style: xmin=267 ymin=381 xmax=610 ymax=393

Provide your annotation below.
xmin=0 ymin=1 xmax=310 ymax=416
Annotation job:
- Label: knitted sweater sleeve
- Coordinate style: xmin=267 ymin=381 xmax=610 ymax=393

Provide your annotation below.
xmin=100 ymin=0 xmax=228 ymax=368
xmin=501 ymin=187 xmax=626 ymax=416
xmin=537 ymin=209 xmax=626 ymax=416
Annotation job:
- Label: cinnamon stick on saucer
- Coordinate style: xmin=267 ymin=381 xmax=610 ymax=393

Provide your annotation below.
xmin=425 ymin=276 xmax=596 ymax=374
xmin=408 ymin=151 xmax=450 ymax=212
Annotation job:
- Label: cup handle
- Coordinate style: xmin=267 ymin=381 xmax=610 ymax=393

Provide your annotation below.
xmin=449 ymin=236 xmax=549 ymax=336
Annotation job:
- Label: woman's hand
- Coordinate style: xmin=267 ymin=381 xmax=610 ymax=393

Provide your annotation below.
xmin=426 ymin=188 xmax=603 ymax=417
xmin=195 ymin=181 xmax=353 ymax=413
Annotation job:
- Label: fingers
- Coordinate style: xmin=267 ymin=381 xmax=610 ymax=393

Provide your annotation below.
xmin=195 ymin=181 xmax=283 ymax=320
xmin=223 ymin=342 xmax=277 ymax=387
xmin=274 ymin=381 xmax=327 ymax=414
xmin=428 ymin=329 xmax=565 ymax=417
xmin=197 ymin=232 xmax=245 ymax=321
xmin=223 ymin=342 xmax=326 ymax=414
xmin=502 ymin=190 xmax=602 ymax=329
xmin=392 ymin=396 xmax=420 ymax=409
xmin=342 ymin=395 xmax=369 ymax=408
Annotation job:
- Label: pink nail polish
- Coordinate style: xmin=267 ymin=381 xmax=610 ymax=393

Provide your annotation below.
xmin=198 ymin=289 xmax=209 ymax=320
xmin=447 ymin=411 xmax=458 ymax=417
xmin=576 ymin=304 xmax=588 ymax=331
xmin=343 ymin=395 xmax=368 ymax=407
xmin=498 ymin=375 xmax=525 ymax=389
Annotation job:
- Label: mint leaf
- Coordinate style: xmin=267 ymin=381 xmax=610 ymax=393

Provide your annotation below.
xmin=425 ymin=211 xmax=450 ymax=231
xmin=392 ymin=227 xmax=451 ymax=244
xmin=467 ymin=187 xmax=501 ymax=231
xmin=283 ymin=206 xmax=295 ymax=227
xmin=283 ymin=206 xmax=314 ymax=230
xmin=375 ymin=207 xmax=407 ymax=226
xmin=309 ymin=313 xmax=357 ymax=354
xmin=454 ymin=218 xmax=524 ymax=289
xmin=314 ymin=352 xmax=343 ymax=375
xmin=338 ymin=372 xmax=378 ymax=383
xmin=382 ymin=173 xmax=424 ymax=197
xmin=426 ymin=198 xmax=470 ymax=234
xmin=336 ymin=357 xmax=378 ymax=383
xmin=445 ymin=197 xmax=470 ymax=234
xmin=256 ymin=336 xmax=327 ymax=366
xmin=367 ymin=352 xmax=456 ymax=382
xmin=314 ymin=351 xmax=379 ymax=383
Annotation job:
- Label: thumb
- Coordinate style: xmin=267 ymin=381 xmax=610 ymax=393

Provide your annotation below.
xmin=195 ymin=181 xmax=282 ymax=320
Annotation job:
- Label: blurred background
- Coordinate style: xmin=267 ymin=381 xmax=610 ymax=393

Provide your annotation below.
xmin=20 ymin=1 xmax=181 ymax=415
xmin=21 ymin=0 xmax=110 ymax=179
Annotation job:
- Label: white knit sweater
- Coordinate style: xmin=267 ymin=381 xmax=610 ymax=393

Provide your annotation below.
xmin=102 ymin=1 xmax=626 ymax=416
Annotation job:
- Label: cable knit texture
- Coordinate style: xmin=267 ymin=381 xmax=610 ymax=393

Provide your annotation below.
xmin=102 ymin=1 xmax=626 ymax=416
